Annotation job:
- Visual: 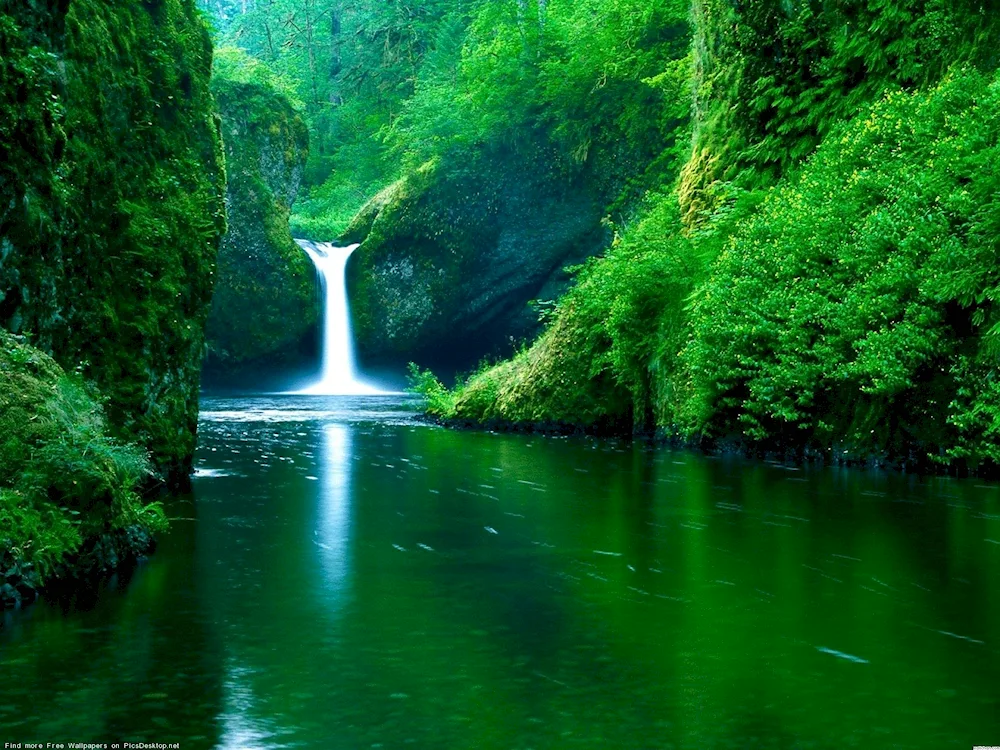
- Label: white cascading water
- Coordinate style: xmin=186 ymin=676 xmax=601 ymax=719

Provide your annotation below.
xmin=294 ymin=240 xmax=384 ymax=396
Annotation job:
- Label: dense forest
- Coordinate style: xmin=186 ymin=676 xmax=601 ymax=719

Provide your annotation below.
xmin=2 ymin=0 xmax=999 ymax=605
xmin=202 ymin=0 xmax=1000 ymax=471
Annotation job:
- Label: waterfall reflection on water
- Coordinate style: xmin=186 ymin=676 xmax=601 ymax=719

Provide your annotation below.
xmin=316 ymin=422 xmax=353 ymax=596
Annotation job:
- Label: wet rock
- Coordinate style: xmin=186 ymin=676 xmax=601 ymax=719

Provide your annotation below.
xmin=204 ymin=71 xmax=315 ymax=379
xmin=345 ymin=150 xmax=607 ymax=368
xmin=0 ymin=583 xmax=20 ymax=609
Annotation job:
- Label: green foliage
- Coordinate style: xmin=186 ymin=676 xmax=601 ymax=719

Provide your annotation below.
xmin=449 ymin=194 xmax=705 ymax=429
xmin=213 ymin=45 xmax=303 ymax=106
xmin=946 ymin=357 xmax=1000 ymax=465
xmin=0 ymin=489 xmax=82 ymax=586
xmin=682 ymin=0 xmax=1000 ymax=222
xmin=685 ymin=69 xmax=1000 ymax=465
xmin=201 ymin=0 xmax=695 ymax=367
xmin=444 ymin=63 xmax=1000 ymax=471
xmin=201 ymin=0 xmax=691 ymax=237
xmin=0 ymin=332 xmax=164 ymax=585
xmin=200 ymin=0 xmax=1000 ymax=473
xmin=454 ymin=312 xmax=626 ymax=428
xmin=388 ymin=0 xmax=691 ymax=212
xmin=407 ymin=363 xmax=456 ymax=419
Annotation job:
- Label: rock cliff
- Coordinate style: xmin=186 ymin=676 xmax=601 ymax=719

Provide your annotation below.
xmin=0 ymin=0 xmax=227 ymax=478
xmin=205 ymin=65 xmax=315 ymax=379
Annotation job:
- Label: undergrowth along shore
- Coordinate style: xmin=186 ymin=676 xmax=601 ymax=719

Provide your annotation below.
xmin=0 ymin=332 xmax=166 ymax=610
xmin=414 ymin=405 xmax=1000 ymax=481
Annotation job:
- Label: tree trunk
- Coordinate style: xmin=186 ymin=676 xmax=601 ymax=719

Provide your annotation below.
xmin=304 ymin=0 xmax=319 ymax=105
xmin=329 ymin=9 xmax=342 ymax=105
xmin=264 ymin=18 xmax=276 ymax=59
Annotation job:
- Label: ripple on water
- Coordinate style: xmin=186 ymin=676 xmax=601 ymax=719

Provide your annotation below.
xmin=193 ymin=468 xmax=239 ymax=478
xmin=198 ymin=395 xmax=422 ymax=427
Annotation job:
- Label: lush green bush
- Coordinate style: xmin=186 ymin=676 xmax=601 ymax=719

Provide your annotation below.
xmin=681 ymin=0 xmax=1000 ymax=223
xmin=0 ymin=332 xmax=165 ymax=587
xmin=446 ymin=67 xmax=1000 ymax=471
xmin=685 ymin=69 xmax=1000 ymax=466
xmin=212 ymin=45 xmax=303 ymax=106
xmin=407 ymin=363 xmax=457 ymax=419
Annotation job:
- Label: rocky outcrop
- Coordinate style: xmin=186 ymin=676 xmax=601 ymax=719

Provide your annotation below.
xmin=0 ymin=0 xmax=227 ymax=479
xmin=342 ymin=153 xmax=607 ymax=367
xmin=204 ymin=66 xmax=315 ymax=378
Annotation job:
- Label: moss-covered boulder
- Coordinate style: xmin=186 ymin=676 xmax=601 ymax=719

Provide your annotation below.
xmin=204 ymin=49 xmax=315 ymax=377
xmin=0 ymin=331 xmax=165 ymax=608
xmin=0 ymin=0 xmax=226 ymax=479
xmin=343 ymin=151 xmax=606 ymax=366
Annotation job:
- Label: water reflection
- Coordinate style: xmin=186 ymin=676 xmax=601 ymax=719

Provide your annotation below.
xmin=315 ymin=423 xmax=353 ymax=599
xmin=219 ymin=663 xmax=278 ymax=750
xmin=0 ymin=396 xmax=998 ymax=749
xmin=0 ymin=490 xmax=224 ymax=746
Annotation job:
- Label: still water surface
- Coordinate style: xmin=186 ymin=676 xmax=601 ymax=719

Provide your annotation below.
xmin=1 ymin=396 xmax=999 ymax=748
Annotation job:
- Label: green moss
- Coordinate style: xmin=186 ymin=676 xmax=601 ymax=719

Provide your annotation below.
xmin=344 ymin=148 xmax=612 ymax=363
xmin=346 ymin=161 xmax=472 ymax=357
xmin=0 ymin=331 xmax=165 ymax=598
xmin=453 ymin=311 xmax=630 ymax=430
xmin=0 ymin=0 xmax=226 ymax=478
xmin=407 ymin=1 xmax=1000 ymax=474
xmin=205 ymin=49 xmax=315 ymax=374
xmin=446 ymin=195 xmax=698 ymax=431
xmin=681 ymin=0 xmax=1000 ymax=225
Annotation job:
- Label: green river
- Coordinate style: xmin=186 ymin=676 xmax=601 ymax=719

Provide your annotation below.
xmin=1 ymin=396 xmax=998 ymax=748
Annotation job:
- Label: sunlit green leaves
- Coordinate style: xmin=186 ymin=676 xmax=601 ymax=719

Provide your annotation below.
xmin=687 ymin=69 xmax=1000 ymax=464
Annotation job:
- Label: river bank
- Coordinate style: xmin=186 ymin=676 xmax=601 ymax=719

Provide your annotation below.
xmin=0 ymin=332 xmax=166 ymax=611
xmin=1 ymin=527 xmax=154 ymax=611
xmin=425 ymin=413 xmax=1000 ymax=480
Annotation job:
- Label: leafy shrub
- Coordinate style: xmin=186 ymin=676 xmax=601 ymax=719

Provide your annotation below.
xmin=685 ymin=69 xmax=1000 ymax=465
xmin=683 ymin=0 xmax=1000 ymax=221
xmin=450 ymin=194 xmax=706 ymax=430
xmin=444 ymin=67 xmax=1000 ymax=471
xmin=0 ymin=332 xmax=164 ymax=585
xmin=407 ymin=363 xmax=457 ymax=419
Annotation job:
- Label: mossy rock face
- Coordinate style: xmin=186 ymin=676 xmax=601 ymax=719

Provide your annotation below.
xmin=0 ymin=330 xmax=164 ymax=608
xmin=204 ymin=73 xmax=315 ymax=377
xmin=0 ymin=0 xmax=226 ymax=479
xmin=344 ymin=151 xmax=607 ymax=367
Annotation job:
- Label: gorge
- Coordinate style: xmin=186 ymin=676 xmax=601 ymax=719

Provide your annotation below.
xmin=1 ymin=1 xmax=999 ymax=747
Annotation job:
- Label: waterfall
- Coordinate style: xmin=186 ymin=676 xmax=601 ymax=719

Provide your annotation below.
xmin=294 ymin=240 xmax=383 ymax=396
